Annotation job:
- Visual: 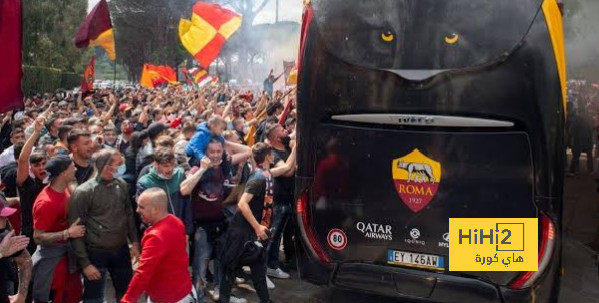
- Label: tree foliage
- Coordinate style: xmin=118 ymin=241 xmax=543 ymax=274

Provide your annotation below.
xmin=109 ymin=0 xmax=280 ymax=81
xmin=110 ymin=0 xmax=192 ymax=81
xmin=22 ymin=0 xmax=92 ymax=73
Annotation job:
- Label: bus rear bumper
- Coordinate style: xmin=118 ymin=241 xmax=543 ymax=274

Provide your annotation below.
xmin=331 ymin=263 xmax=557 ymax=303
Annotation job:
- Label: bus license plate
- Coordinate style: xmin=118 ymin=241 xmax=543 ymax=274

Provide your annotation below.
xmin=387 ymin=249 xmax=445 ymax=270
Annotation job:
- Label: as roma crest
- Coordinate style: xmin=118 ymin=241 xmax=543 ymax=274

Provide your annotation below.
xmin=391 ymin=149 xmax=441 ymax=213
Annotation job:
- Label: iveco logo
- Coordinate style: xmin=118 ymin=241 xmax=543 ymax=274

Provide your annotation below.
xmin=397 ymin=115 xmax=435 ymax=125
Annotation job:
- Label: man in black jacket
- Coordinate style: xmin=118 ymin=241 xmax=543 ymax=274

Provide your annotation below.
xmin=218 ymin=143 xmax=274 ymax=303
xmin=69 ymin=149 xmax=139 ymax=303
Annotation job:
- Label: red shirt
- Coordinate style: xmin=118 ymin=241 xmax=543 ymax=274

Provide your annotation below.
xmin=32 ymin=185 xmax=72 ymax=296
xmin=33 ymin=186 xmax=70 ymax=234
xmin=121 ymin=214 xmax=191 ymax=303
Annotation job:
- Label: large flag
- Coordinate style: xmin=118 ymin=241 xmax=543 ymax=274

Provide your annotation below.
xmin=74 ymin=0 xmax=115 ymax=61
xmin=283 ymin=60 xmax=296 ymax=85
xmin=287 ymin=64 xmax=298 ymax=85
xmin=81 ymin=56 xmax=96 ymax=93
xmin=140 ymin=64 xmax=178 ymax=88
xmin=179 ymin=3 xmax=242 ymax=68
xmin=0 ymin=0 xmax=23 ymax=112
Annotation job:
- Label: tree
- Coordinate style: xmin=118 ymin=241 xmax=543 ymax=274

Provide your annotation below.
xmin=563 ymin=0 xmax=599 ymax=80
xmin=22 ymin=0 xmax=92 ymax=73
xmin=109 ymin=0 xmax=299 ymax=83
xmin=110 ymin=0 xmax=191 ymax=80
xmin=218 ymin=0 xmax=272 ymax=81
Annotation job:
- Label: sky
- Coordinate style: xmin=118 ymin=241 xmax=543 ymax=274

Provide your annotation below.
xmin=88 ymin=0 xmax=303 ymax=24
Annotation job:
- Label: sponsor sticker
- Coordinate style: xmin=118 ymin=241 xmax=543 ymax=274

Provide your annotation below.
xmin=356 ymin=221 xmax=392 ymax=241
xmin=404 ymin=228 xmax=426 ymax=246
xmin=392 ymin=149 xmax=441 ymax=213
xmin=327 ymin=228 xmax=347 ymax=250
xmin=449 ymin=218 xmax=538 ymax=271
xmin=439 ymin=232 xmax=449 ymax=248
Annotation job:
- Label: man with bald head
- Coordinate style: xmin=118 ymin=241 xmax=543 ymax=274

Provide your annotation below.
xmin=122 ymin=188 xmax=193 ymax=303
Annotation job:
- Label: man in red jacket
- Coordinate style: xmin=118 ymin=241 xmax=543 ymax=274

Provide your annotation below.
xmin=121 ymin=187 xmax=193 ymax=303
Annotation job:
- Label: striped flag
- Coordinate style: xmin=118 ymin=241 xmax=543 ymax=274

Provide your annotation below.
xmin=189 ymin=67 xmax=209 ymax=83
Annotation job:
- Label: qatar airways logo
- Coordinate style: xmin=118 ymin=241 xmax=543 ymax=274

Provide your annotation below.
xmin=356 ymin=222 xmax=392 ymax=241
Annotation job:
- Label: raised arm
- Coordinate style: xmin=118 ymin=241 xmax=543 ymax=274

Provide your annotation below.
xmin=85 ymin=96 xmax=101 ymax=118
xmin=270 ymin=144 xmax=296 ymax=178
xmin=224 ymin=141 xmax=252 ymax=165
xmin=179 ymin=157 xmax=212 ymax=196
xmin=17 ymin=117 xmax=44 ymax=186
xmin=139 ymin=105 xmax=149 ymax=126
xmin=101 ymin=93 xmax=119 ymax=124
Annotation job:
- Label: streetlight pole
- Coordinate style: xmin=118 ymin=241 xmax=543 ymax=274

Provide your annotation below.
xmin=275 ymin=0 xmax=279 ymax=22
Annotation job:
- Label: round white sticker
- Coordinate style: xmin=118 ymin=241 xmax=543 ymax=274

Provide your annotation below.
xmin=327 ymin=229 xmax=347 ymax=250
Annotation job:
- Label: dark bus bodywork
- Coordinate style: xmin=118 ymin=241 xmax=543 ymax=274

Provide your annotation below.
xmin=294 ymin=0 xmax=566 ymax=302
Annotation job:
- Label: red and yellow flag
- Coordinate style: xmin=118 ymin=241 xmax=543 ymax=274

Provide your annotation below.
xmin=188 ymin=67 xmax=208 ymax=83
xmin=74 ymin=0 xmax=115 ymax=61
xmin=287 ymin=64 xmax=298 ymax=85
xmin=210 ymin=76 xmax=219 ymax=86
xmin=179 ymin=3 xmax=242 ymax=68
xmin=140 ymin=64 xmax=177 ymax=89
xmin=80 ymin=56 xmax=95 ymax=93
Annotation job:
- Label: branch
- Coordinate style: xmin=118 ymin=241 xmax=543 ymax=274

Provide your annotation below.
xmin=253 ymin=0 xmax=271 ymax=15
xmin=232 ymin=1 xmax=243 ymax=13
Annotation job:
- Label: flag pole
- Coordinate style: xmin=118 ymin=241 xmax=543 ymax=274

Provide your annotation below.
xmin=113 ymin=61 xmax=117 ymax=88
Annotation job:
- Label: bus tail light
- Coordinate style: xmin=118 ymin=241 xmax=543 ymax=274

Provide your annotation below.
xmin=297 ymin=191 xmax=331 ymax=263
xmin=508 ymin=214 xmax=556 ymax=289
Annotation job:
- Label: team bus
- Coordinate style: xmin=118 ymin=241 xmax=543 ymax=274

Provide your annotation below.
xmin=294 ymin=0 xmax=565 ymax=301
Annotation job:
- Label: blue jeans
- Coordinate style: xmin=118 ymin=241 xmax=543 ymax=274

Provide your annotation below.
xmin=192 ymin=227 xmax=222 ymax=296
xmin=267 ymin=203 xmax=292 ymax=269
xmin=82 ymin=245 xmax=132 ymax=303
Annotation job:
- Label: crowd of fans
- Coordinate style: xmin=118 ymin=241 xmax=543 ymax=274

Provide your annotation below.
xmin=566 ymin=80 xmax=599 ymax=176
xmin=0 ymin=82 xmax=298 ymax=303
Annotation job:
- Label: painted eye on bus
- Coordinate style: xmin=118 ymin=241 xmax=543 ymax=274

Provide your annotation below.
xmin=381 ymin=31 xmax=395 ymax=43
xmin=444 ymin=33 xmax=459 ymax=44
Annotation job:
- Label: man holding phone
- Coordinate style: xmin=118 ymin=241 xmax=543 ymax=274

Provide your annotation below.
xmin=217 ymin=143 xmax=281 ymax=303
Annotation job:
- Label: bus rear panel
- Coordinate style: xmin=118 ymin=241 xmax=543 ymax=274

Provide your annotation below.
xmin=295 ymin=0 xmax=565 ymax=302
